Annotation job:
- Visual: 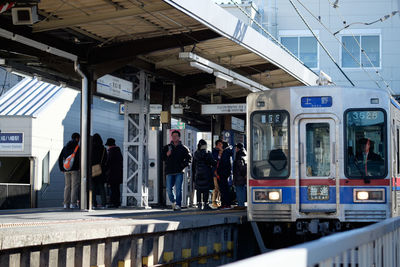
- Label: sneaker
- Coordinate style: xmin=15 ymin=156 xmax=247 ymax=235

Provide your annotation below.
xmin=174 ymin=205 xmax=181 ymax=211
xmin=63 ymin=204 xmax=69 ymax=209
xmin=171 ymin=202 xmax=176 ymax=210
xmin=211 ymin=203 xmax=219 ymax=209
xmin=70 ymin=203 xmax=79 ymax=209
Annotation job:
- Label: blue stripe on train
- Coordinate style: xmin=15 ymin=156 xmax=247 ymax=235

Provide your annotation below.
xmin=251 ymin=186 xmax=387 ymax=204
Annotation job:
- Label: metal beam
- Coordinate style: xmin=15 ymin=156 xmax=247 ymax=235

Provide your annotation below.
xmin=90 ymin=29 xmax=219 ymax=64
xmin=33 ymin=4 xmax=171 ymax=32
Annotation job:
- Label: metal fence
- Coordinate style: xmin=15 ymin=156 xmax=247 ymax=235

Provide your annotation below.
xmin=226 ymin=217 xmax=400 ymax=267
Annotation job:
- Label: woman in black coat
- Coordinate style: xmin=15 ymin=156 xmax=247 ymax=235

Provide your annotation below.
xmin=105 ymin=138 xmax=123 ymax=208
xmin=91 ymin=133 xmax=107 ymax=208
xmin=192 ymin=139 xmax=216 ymax=210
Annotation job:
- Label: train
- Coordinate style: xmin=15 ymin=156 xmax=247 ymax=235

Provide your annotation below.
xmin=246 ymin=85 xmax=400 ymax=235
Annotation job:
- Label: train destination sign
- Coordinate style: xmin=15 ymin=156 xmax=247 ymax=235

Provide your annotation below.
xmin=301 ymin=96 xmax=332 ymax=108
xmin=0 ymin=133 xmax=24 ymax=152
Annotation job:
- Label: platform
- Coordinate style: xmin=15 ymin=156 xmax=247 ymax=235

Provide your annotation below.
xmin=0 ymin=207 xmax=248 ymax=267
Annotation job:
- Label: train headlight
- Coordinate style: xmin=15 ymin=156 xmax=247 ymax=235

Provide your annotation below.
xmin=253 ymin=189 xmax=282 ymax=202
xmin=356 ymin=191 xmax=369 ymax=200
xmin=268 ymin=191 xmax=280 ymax=201
xmin=354 ymin=189 xmax=385 ymax=202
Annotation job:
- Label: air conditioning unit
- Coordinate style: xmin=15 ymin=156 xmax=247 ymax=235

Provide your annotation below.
xmin=12 ymin=6 xmax=38 ymax=25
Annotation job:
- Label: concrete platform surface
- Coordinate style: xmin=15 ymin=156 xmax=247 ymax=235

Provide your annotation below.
xmin=0 ymin=207 xmax=247 ymax=250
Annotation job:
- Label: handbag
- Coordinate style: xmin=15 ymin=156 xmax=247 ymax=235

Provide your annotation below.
xmin=92 ymin=148 xmax=105 ymax=177
xmin=92 ymin=164 xmax=102 ymax=177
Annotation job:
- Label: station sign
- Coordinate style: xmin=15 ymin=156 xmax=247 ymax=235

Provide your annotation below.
xmin=231 ymin=116 xmax=245 ymax=132
xmin=0 ymin=133 xmax=24 ymax=152
xmin=97 ymin=74 xmax=133 ymax=102
xmin=201 ymin=103 xmax=246 ymax=114
xmin=149 ymin=104 xmax=183 ymax=115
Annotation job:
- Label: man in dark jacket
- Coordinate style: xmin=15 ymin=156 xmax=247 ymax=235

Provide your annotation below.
xmin=233 ymin=143 xmax=247 ymax=208
xmin=58 ymin=132 xmax=80 ymax=209
xmin=162 ymin=130 xmax=192 ymax=210
xmin=105 ymin=138 xmax=123 ymax=208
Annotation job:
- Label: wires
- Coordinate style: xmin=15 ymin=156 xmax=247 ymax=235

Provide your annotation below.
xmin=289 ymin=0 xmax=355 ymax=86
xmin=333 ymin=11 xmax=400 ymax=35
xmin=293 ymin=0 xmax=381 ymax=89
xmin=326 ymin=0 xmax=394 ymax=94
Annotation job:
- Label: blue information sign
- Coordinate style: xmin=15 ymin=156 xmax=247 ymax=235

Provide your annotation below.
xmin=301 ymin=96 xmax=332 ymax=108
xmin=0 ymin=133 xmax=23 ymax=143
xmin=0 ymin=133 xmax=24 ymax=151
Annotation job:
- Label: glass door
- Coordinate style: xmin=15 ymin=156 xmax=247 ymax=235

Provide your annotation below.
xmin=299 ymin=119 xmax=337 ymax=212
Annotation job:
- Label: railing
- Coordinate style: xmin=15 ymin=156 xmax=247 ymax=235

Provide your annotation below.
xmin=226 ymin=217 xmax=400 ymax=267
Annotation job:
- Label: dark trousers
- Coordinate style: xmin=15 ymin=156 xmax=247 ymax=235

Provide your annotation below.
xmin=218 ymin=177 xmax=231 ymax=207
xmin=91 ymin=179 xmax=106 ymax=206
xmin=109 ymin=183 xmax=121 ymax=207
xmin=196 ymin=189 xmax=209 ymax=205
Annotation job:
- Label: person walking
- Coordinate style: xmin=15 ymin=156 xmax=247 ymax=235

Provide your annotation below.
xmin=192 ymin=139 xmax=216 ymax=210
xmin=91 ymin=133 xmax=107 ymax=209
xmin=162 ymin=130 xmax=192 ymax=211
xmin=211 ymin=139 xmax=223 ymax=209
xmin=217 ymin=141 xmax=233 ymax=209
xmin=233 ymin=143 xmax=247 ymax=208
xmin=105 ymin=138 xmax=123 ymax=208
xmin=58 ymin=132 xmax=80 ymax=209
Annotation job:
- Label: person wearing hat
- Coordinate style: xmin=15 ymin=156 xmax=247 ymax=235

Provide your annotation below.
xmin=105 ymin=138 xmax=123 ymax=208
xmin=233 ymin=143 xmax=247 ymax=208
xmin=192 ymin=139 xmax=216 ymax=210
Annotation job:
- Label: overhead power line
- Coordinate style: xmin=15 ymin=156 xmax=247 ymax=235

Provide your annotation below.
xmin=327 ymin=0 xmax=394 ymax=94
xmin=288 ymin=0 xmax=355 ymax=86
xmin=294 ymin=0 xmax=381 ymax=89
xmin=333 ymin=10 xmax=400 ymax=35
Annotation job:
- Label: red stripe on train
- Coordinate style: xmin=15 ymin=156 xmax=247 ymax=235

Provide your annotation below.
xmin=249 ymin=179 xmax=390 ymax=186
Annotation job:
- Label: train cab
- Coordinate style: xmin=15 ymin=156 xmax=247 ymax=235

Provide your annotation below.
xmin=247 ymin=85 xmax=395 ymax=234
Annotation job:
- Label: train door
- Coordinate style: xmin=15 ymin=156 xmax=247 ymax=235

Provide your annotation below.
xmin=299 ymin=118 xmax=337 ymax=213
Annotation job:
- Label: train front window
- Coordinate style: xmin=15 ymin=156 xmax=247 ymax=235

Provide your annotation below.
xmin=345 ymin=109 xmax=387 ymax=178
xmin=251 ymin=111 xmax=289 ymax=178
xmin=306 ymin=123 xmax=331 ymax=177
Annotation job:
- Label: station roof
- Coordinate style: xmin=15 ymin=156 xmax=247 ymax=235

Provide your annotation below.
xmin=0 ymin=0 xmax=319 ymax=128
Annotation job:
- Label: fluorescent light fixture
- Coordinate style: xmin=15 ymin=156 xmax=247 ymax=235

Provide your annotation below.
xmin=214 ymin=71 xmax=233 ymax=82
xmin=190 ymin=61 xmax=213 ymax=74
xmin=232 ymin=79 xmax=251 ymax=90
xmin=0 ymin=58 xmax=5 ymax=65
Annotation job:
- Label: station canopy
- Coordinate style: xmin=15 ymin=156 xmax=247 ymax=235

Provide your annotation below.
xmin=0 ymin=0 xmax=318 ymax=130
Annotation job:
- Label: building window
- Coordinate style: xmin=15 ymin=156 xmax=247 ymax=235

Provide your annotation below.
xmin=341 ymin=35 xmax=380 ymax=68
xmin=281 ymin=36 xmax=318 ymax=69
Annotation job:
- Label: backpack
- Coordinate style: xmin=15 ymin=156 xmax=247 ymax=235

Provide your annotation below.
xmin=63 ymin=144 xmax=79 ymax=171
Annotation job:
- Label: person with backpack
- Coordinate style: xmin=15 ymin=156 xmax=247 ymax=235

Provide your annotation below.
xmin=58 ymin=132 xmax=81 ymax=209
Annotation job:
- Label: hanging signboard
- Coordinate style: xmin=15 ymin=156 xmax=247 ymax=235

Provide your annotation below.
xmin=97 ymin=74 xmax=133 ymax=102
xmin=201 ymin=103 xmax=246 ymax=114
xmin=149 ymin=104 xmax=184 ymax=115
xmin=0 ymin=133 xmax=24 ymax=152
xmin=231 ymin=116 xmax=245 ymax=132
